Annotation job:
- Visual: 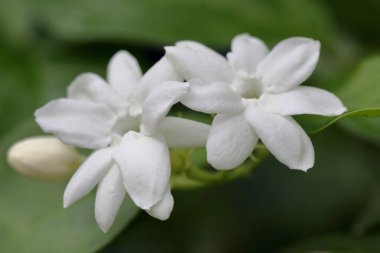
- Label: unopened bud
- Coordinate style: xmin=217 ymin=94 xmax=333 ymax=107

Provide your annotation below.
xmin=7 ymin=136 xmax=85 ymax=180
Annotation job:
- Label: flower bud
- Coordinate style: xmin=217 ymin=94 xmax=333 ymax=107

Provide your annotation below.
xmin=7 ymin=136 xmax=85 ymax=180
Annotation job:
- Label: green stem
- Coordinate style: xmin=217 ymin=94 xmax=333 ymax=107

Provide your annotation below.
xmin=171 ymin=144 xmax=269 ymax=189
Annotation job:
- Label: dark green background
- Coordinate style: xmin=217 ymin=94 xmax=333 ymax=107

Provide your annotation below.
xmin=1 ymin=0 xmax=380 ymax=252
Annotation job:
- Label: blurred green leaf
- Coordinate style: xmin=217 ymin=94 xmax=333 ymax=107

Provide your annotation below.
xmin=296 ymin=56 xmax=380 ymax=141
xmin=337 ymin=56 xmax=380 ymax=109
xmin=0 ymin=42 xmax=40 ymax=137
xmin=248 ymin=129 xmax=377 ymax=237
xmin=0 ymin=41 xmax=142 ymax=253
xmin=296 ymin=108 xmax=380 ymax=134
xmin=0 ymin=119 xmax=139 ymax=253
xmin=0 ymin=0 xmax=336 ymax=47
xmin=0 ymin=0 xmax=33 ymax=45
xmin=296 ymin=55 xmax=380 ymax=140
xmin=322 ymin=0 xmax=380 ymax=45
xmin=0 ymin=1 xmax=377 ymax=251
xmin=335 ymin=55 xmax=380 ymax=145
xmin=351 ymin=186 xmax=380 ymax=237
xmin=283 ymin=233 xmax=380 ymax=253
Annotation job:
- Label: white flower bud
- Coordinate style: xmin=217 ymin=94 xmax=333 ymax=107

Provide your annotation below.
xmin=7 ymin=136 xmax=85 ymax=180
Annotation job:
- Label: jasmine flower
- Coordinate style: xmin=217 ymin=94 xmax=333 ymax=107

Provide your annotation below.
xmin=35 ymin=51 xmax=209 ymax=232
xmin=165 ymin=34 xmax=346 ymax=171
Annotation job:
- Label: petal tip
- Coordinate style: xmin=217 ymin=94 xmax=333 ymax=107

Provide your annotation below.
xmin=289 ymin=158 xmax=314 ymax=172
xmin=95 ymin=214 xmax=112 ymax=233
xmin=145 ymin=193 xmax=174 ymax=220
xmin=113 ymin=49 xmax=129 ymax=57
xmin=207 ymin=146 xmax=247 ymax=170
xmin=207 ymin=155 xmax=236 ymax=171
xmin=63 ymin=197 xmax=71 ymax=209
xmin=300 ymin=164 xmax=313 ymax=172
xmin=63 ymin=186 xmax=78 ymax=208
xmin=338 ymin=106 xmax=348 ymax=115
xmin=164 ymin=46 xmax=175 ymax=55
xmin=97 ymin=222 xmax=111 ymax=233
xmin=234 ymin=32 xmax=251 ymax=38
xmin=313 ymin=39 xmax=321 ymax=47
xmin=328 ymin=103 xmax=347 ymax=116
xmin=305 ymin=38 xmax=321 ymax=53
xmin=109 ymin=49 xmax=135 ymax=64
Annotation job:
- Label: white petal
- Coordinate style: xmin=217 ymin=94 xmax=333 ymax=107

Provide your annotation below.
xmin=146 ymin=186 xmax=173 ymax=220
xmin=68 ymin=73 xmax=128 ymax=115
xmin=207 ymin=113 xmax=258 ymax=170
xmin=139 ymin=57 xmax=182 ymax=89
xmin=227 ymin=33 xmax=269 ymax=77
xmin=95 ymin=165 xmax=126 ymax=233
xmin=131 ymin=57 xmax=182 ymax=114
xmin=113 ymin=132 xmax=171 ymax=210
xmin=35 ymin=98 xmax=116 ymax=149
xmin=259 ymin=86 xmax=347 ymax=116
xmin=175 ymin=40 xmax=224 ymax=57
xmin=165 ymin=44 xmax=235 ymax=83
xmin=63 ymin=147 xmax=114 ymax=208
xmin=159 ymin=117 xmax=210 ymax=148
xmin=257 ymin=37 xmax=320 ymax=93
xmin=107 ymin=50 xmax=142 ymax=99
xmin=245 ymin=105 xmax=314 ymax=171
xmin=141 ymin=81 xmax=189 ymax=136
xmin=181 ymin=78 xmax=245 ymax=114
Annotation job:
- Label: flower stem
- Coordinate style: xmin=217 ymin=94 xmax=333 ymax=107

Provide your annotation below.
xmin=171 ymin=144 xmax=269 ymax=189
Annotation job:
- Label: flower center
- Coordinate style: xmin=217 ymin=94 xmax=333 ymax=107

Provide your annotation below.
xmin=112 ymin=114 xmax=141 ymax=137
xmin=232 ymin=77 xmax=263 ymax=99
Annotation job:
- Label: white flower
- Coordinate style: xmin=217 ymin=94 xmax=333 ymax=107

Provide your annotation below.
xmin=7 ymin=136 xmax=84 ymax=180
xmin=35 ymin=51 xmax=210 ymax=232
xmin=165 ymin=34 xmax=346 ymax=171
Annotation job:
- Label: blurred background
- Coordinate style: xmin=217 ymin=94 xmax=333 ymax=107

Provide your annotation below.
xmin=1 ymin=0 xmax=380 ymax=252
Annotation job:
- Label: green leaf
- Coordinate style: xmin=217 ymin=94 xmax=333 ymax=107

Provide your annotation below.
xmin=0 ymin=41 xmax=142 ymax=253
xmin=0 ymin=119 xmax=139 ymax=253
xmin=0 ymin=177 xmax=139 ymax=253
xmin=0 ymin=42 xmax=40 ymax=137
xmin=0 ymin=0 xmax=336 ymax=47
xmin=337 ymin=56 xmax=380 ymax=110
xmin=335 ymin=55 xmax=380 ymax=145
xmin=296 ymin=108 xmax=380 ymax=134
xmin=296 ymin=55 xmax=380 ymax=139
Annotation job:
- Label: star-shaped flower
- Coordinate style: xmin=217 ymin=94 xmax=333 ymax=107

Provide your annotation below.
xmin=35 ymin=51 xmax=210 ymax=232
xmin=165 ymin=34 xmax=346 ymax=171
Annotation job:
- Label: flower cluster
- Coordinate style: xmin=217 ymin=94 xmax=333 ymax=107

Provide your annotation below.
xmin=35 ymin=34 xmax=346 ymax=232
